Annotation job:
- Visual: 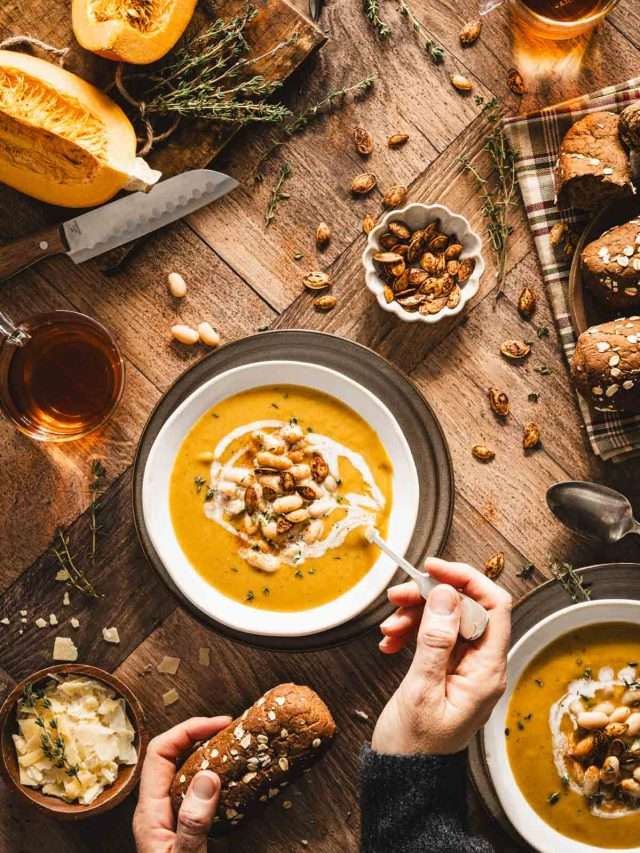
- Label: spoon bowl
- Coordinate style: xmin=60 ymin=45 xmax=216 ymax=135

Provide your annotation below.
xmin=547 ymin=480 xmax=640 ymax=544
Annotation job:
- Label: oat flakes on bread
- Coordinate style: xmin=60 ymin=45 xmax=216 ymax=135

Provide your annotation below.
xmin=555 ymin=112 xmax=634 ymax=211
xmin=581 ymin=218 xmax=640 ymax=310
xmin=571 ymin=316 xmax=640 ymax=413
xmin=170 ymin=683 xmax=336 ymax=833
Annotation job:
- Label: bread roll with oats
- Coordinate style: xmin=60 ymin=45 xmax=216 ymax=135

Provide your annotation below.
xmin=571 ymin=317 xmax=640 ymax=412
xmin=581 ymin=218 xmax=640 ymax=310
xmin=170 ymin=684 xmax=335 ymax=832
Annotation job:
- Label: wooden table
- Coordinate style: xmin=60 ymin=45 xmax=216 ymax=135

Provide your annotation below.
xmin=2 ymin=1 xmax=640 ymax=850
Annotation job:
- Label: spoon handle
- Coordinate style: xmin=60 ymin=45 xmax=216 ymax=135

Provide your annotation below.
xmin=366 ymin=528 xmax=489 ymax=642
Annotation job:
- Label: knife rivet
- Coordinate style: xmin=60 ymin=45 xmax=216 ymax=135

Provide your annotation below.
xmin=39 ymin=241 xmax=48 ymax=251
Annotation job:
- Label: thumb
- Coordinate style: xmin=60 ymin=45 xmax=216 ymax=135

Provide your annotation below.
xmin=173 ymin=771 xmax=221 ymax=853
xmin=410 ymin=584 xmax=461 ymax=688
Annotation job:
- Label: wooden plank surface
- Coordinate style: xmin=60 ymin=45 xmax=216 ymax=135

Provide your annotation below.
xmin=2 ymin=0 xmax=640 ymax=850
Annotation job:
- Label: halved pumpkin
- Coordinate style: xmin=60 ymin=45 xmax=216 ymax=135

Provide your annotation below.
xmin=72 ymin=0 xmax=198 ymax=64
xmin=0 ymin=50 xmax=159 ymax=208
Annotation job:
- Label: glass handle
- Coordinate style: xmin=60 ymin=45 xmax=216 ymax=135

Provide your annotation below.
xmin=0 ymin=310 xmax=29 ymax=347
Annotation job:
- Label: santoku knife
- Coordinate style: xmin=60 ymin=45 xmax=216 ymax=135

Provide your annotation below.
xmin=0 ymin=169 xmax=238 ymax=281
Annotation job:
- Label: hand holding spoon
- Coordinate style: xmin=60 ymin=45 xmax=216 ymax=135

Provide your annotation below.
xmin=365 ymin=527 xmax=489 ymax=641
xmin=547 ymin=480 xmax=640 ymax=544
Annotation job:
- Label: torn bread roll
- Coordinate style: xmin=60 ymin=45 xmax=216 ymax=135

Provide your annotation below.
xmin=170 ymin=683 xmax=336 ymax=832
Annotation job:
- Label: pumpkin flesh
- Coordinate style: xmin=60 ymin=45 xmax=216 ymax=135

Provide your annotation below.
xmin=0 ymin=51 xmax=158 ymax=208
xmin=72 ymin=0 xmax=198 ymax=64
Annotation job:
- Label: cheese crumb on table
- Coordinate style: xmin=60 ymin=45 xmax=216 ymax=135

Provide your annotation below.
xmin=102 ymin=627 xmax=120 ymax=644
xmin=70 ymin=618 xmax=80 ymax=629
xmin=52 ymin=636 xmax=78 ymax=662
xmin=55 ymin=569 xmax=70 ymax=582
xmin=0 ymin=618 xmax=9 ymax=625
xmin=156 ymin=656 xmax=181 ymax=675
xmin=62 ymin=592 xmax=70 ymax=606
xmin=34 ymin=618 xmax=47 ymax=629
xmin=162 ymin=688 xmax=180 ymax=707
xmin=198 ymin=647 xmax=211 ymax=666
xmin=49 ymin=614 xmax=58 ymax=626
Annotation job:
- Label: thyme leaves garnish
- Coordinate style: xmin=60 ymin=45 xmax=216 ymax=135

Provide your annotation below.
xmin=21 ymin=684 xmax=79 ymax=778
xmin=264 ymin=162 xmax=292 ymax=227
xmin=363 ymin=0 xmax=392 ymax=38
xmin=397 ymin=1 xmax=445 ymax=64
xmin=549 ymin=560 xmax=592 ymax=603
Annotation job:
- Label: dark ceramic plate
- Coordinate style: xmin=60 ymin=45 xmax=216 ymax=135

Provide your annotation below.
xmin=132 ymin=330 xmax=454 ymax=651
xmin=468 ymin=563 xmax=640 ymax=851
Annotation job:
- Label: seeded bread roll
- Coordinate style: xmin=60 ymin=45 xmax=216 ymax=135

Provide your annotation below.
xmin=555 ymin=112 xmax=634 ymax=211
xmin=571 ymin=317 xmax=640 ymax=412
xmin=170 ymin=683 xmax=335 ymax=832
xmin=581 ymin=218 xmax=640 ymax=310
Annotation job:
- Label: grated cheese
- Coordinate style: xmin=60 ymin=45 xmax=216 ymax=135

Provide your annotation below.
xmin=52 ymin=636 xmax=78 ymax=662
xmin=198 ymin=647 xmax=211 ymax=666
xmin=102 ymin=627 xmax=120 ymax=644
xmin=162 ymin=688 xmax=179 ymax=707
xmin=156 ymin=656 xmax=180 ymax=675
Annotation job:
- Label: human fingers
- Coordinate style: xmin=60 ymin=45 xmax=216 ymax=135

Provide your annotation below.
xmin=409 ymin=585 xmax=461 ymax=688
xmin=139 ymin=717 xmax=231 ymax=801
xmin=380 ymin=605 xmax=423 ymax=637
xmin=379 ymin=631 xmax=417 ymax=654
xmin=173 ymin=772 xmax=221 ymax=852
xmin=387 ymin=580 xmax=423 ymax=608
xmin=425 ymin=558 xmax=511 ymax=611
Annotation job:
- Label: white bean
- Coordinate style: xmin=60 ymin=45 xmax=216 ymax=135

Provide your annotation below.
xmin=297 ymin=479 xmax=322 ymax=497
xmin=577 ymin=711 xmax=609 ymax=731
xmin=171 ymin=324 xmax=199 ymax=345
xmin=593 ymin=701 xmax=616 ymax=716
xmin=256 ymin=451 xmax=292 ymax=470
xmin=253 ymin=431 xmax=285 ymax=452
xmin=609 ymin=706 xmax=631 ymax=723
xmin=622 ymin=689 xmax=640 ymax=706
xmin=324 ymin=474 xmax=338 ymax=492
xmin=197 ymin=451 xmax=215 ymax=463
xmin=168 ymin=272 xmax=187 ymax=298
xmin=198 ymin=322 xmax=220 ymax=349
xmin=273 ymin=494 xmax=303 ymax=514
xmin=258 ymin=474 xmax=282 ymax=492
xmin=289 ymin=464 xmax=311 ymax=481
xmin=286 ymin=508 xmax=309 ymax=524
xmin=242 ymin=550 xmax=281 ymax=573
xmin=303 ymin=519 xmax=323 ymax=544
xmin=223 ymin=467 xmax=252 ymax=485
xmin=281 ymin=423 xmax=304 ymax=443
xmin=225 ymin=499 xmax=245 ymax=516
xmin=626 ymin=712 xmax=640 ymax=736
xmin=309 ymin=498 xmax=333 ymax=518
xmin=217 ymin=481 xmax=238 ymax=497
xmin=243 ymin=514 xmax=258 ymax=535
xmin=260 ymin=519 xmax=278 ymax=540
xmin=583 ymin=765 xmax=600 ymax=797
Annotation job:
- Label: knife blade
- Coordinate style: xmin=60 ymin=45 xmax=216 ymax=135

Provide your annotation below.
xmin=64 ymin=169 xmax=238 ymax=264
xmin=0 ymin=169 xmax=238 ymax=282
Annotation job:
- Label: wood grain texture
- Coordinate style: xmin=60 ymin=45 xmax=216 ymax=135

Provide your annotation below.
xmin=2 ymin=0 xmax=640 ymax=850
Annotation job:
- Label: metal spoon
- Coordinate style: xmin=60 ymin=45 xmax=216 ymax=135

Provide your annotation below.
xmin=365 ymin=527 xmax=489 ymax=642
xmin=547 ymin=480 xmax=640 ymax=544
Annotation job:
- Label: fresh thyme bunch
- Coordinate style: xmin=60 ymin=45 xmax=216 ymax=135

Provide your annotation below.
xmin=364 ymin=0 xmax=392 ymax=38
xmin=142 ymin=5 xmax=292 ymax=125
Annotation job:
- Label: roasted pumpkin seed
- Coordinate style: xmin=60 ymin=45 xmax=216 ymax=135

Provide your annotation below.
xmin=388 ymin=221 xmax=412 ymax=241
xmin=445 ymin=243 xmax=463 ymax=260
xmin=419 ymin=252 xmax=438 ymax=274
xmin=353 ymin=126 xmax=374 ymax=156
xmin=311 ymin=453 xmax=329 ymax=483
xmin=245 ymin=486 xmax=258 ymax=514
xmin=484 ymin=552 xmax=505 ymax=580
xmin=382 ymin=185 xmax=408 ymax=209
xmin=457 ymin=257 xmax=476 ymax=283
xmin=446 ymin=285 xmax=461 ymax=308
xmin=488 ymin=386 xmax=510 ymax=417
xmin=429 ymin=234 xmax=449 ymax=253
xmin=362 ymin=214 xmax=376 ymax=234
xmin=388 ymin=133 xmax=409 ymax=148
xmin=500 ymin=339 xmax=531 ymax=360
xmin=316 ymin=222 xmax=331 ymax=248
xmin=472 ymin=445 xmax=495 ymax=462
xmin=303 ymin=271 xmax=331 ymax=291
xmin=352 ymin=172 xmax=377 ymax=194
xmin=451 ymin=74 xmax=473 ymax=93
xmin=507 ymin=67 xmax=526 ymax=96
xmin=379 ymin=232 xmax=398 ymax=250
xmin=459 ymin=19 xmax=481 ymax=46
xmin=523 ymin=422 xmax=541 ymax=450
xmin=313 ymin=295 xmax=337 ymax=311
xmin=383 ymin=285 xmax=394 ymax=303
xmin=517 ymin=286 xmax=536 ymax=319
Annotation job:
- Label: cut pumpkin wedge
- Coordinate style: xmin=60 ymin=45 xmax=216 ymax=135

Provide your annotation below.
xmin=0 ymin=50 xmax=160 ymax=208
xmin=72 ymin=0 xmax=198 ymax=64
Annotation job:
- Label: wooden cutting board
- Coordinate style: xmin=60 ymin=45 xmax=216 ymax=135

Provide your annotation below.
xmin=0 ymin=0 xmax=326 ymax=177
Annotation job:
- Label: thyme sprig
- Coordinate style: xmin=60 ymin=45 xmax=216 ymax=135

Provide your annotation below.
xmin=21 ymin=684 xmax=79 ymax=778
xmin=549 ymin=560 xmax=592 ymax=603
xmin=253 ymin=76 xmax=375 ymax=182
xmin=397 ymin=0 xmax=445 ymax=64
xmin=461 ymin=97 xmax=518 ymax=301
xmin=265 ymin=162 xmax=292 ymax=227
xmin=363 ymin=0 xmax=392 ymax=38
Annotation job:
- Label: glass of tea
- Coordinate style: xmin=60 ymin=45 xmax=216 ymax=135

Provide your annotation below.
xmin=512 ymin=0 xmax=621 ymax=39
xmin=0 ymin=309 xmax=125 ymax=442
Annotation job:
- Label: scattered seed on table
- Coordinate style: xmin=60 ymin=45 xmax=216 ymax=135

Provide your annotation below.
xmin=168 ymin=272 xmax=187 ymax=298
xmin=171 ymin=324 xmax=199 ymax=345
xmin=197 ymin=322 xmax=221 ymax=348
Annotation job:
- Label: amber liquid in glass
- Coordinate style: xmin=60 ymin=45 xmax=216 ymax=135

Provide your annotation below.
xmin=520 ymin=0 xmax=607 ymax=21
xmin=0 ymin=311 xmax=124 ymax=440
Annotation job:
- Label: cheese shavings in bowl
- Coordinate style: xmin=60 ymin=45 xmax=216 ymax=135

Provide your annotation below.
xmin=12 ymin=675 xmax=137 ymax=805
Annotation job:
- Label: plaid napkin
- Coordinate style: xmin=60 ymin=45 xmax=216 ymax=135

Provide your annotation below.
xmin=503 ymin=78 xmax=640 ymax=462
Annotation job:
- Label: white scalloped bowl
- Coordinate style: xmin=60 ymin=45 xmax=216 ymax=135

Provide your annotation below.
xmin=484 ymin=599 xmax=640 ymax=853
xmin=362 ymin=202 xmax=484 ymax=324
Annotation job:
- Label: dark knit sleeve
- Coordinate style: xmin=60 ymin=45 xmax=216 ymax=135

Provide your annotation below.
xmin=360 ymin=744 xmax=494 ymax=853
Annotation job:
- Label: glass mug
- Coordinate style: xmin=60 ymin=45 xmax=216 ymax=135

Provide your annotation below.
xmin=510 ymin=0 xmax=621 ymax=39
xmin=0 ymin=309 xmax=125 ymax=442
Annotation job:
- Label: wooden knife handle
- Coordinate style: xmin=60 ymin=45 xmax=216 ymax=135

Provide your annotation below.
xmin=0 ymin=225 xmax=67 ymax=281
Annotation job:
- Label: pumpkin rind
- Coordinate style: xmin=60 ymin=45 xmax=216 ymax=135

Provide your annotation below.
xmin=72 ymin=0 xmax=198 ymax=64
xmin=0 ymin=50 xmax=159 ymax=208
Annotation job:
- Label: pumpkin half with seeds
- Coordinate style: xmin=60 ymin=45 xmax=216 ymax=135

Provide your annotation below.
xmin=0 ymin=51 xmax=159 ymax=207
xmin=72 ymin=0 xmax=198 ymax=64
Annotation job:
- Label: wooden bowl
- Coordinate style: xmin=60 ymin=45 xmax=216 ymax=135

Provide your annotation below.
xmin=0 ymin=663 xmax=148 ymax=820
xmin=569 ymin=195 xmax=640 ymax=336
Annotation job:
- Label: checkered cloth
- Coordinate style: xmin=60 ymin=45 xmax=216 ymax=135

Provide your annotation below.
xmin=503 ymin=78 xmax=640 ymax=462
